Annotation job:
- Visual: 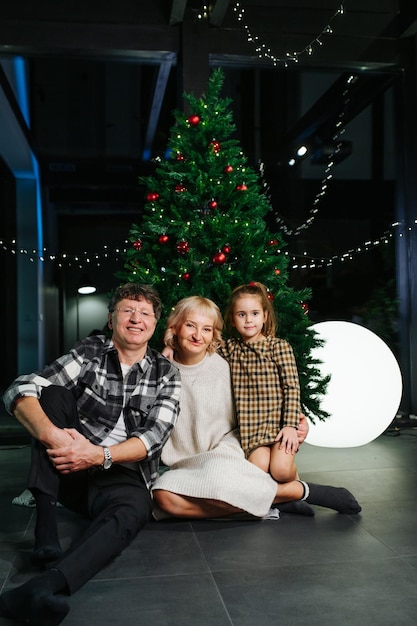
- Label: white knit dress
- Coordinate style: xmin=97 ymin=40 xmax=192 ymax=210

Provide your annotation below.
xmin=153 ymin=353 xmax=278 ymax=517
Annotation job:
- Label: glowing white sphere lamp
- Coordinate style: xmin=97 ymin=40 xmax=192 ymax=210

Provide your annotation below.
xmin=306 ymin=321 xmax=403 ymax=448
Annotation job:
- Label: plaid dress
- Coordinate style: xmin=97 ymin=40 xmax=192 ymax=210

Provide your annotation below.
xmin=219 ymin=336 xmax=300 ymax=457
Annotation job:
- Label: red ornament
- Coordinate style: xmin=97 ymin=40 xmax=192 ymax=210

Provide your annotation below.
xmin=224 ymin=164 xmax=234 ymax=173
xmin=133 ymin=239 xmax=143 ymax=251
xmin=212 ymin=251 xmax=227 ymax=265
xmin=274 ymin=268 xmax=281 ymax=275
xmin=267 ymin=239 xmax=278 ymax=247
xmin=267 ymin=291 xmax=275 ymax=301
xmin=222 ymin=243 xmax=231 ymax=254
xmin=158 ymin=234 xmax=169 ymax=245
xmin=188 ymin=114 xmax=200 ymax=126
xmin=208 ymin=199 xmax=218 ymax=210
xmin=146 ymin=192 xmax=159 ymax=202
xmin=181 ymin=272 xmax=191 ymax=281
xmin=209 ymin=140 xmax=221 ymax=154
xmin=175 ymin=183 xmax=187 ymax=193
xmin=236 ymin=183 xmax=248 ymax=191
xmin=176 ymin=153 xmax=186 ymax=161
xmin=301 ymin=302 xmax=309 ymax=314
xmin=176 ymin=240 xmax=190 ymax=255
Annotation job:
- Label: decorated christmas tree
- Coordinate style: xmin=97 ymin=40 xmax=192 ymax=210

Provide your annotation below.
xmin=117 ymin=68 xmax=329 ymax=421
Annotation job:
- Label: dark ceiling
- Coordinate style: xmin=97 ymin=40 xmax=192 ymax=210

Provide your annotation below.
xmin=0 ymin=1 xmax=414 ymax=197
xmin=0 ymin=0 xmax=416 ymax=315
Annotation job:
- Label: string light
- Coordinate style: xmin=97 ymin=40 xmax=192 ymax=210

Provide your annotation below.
xmin=0 ymin=240 xmax=129 ymax=269
xmin=289 ymin=229 xmax=395 ymax=270
xmin=233 ymin=1 xmax=346 ymax=67
xmin=1 ymin=221 xmax=415 ymax=272
xmin=258 ymin=74 xmax=357 ymax=237
xmin=197 ymin=4 xmax=209 ymax=20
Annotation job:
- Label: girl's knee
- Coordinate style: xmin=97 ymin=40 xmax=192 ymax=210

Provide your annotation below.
xmin=270 ymin=459 xmax=297 ymax=483
xmin=271 ymin=464 xmax=298 ymax=482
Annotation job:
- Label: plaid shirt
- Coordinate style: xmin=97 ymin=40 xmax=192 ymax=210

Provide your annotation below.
xmin=3 ymin=335 xmax=181 ymax=490
xmin=219 ymin=336 xmax=300 ymax=456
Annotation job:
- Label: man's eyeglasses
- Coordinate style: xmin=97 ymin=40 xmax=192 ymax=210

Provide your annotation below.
xmin=114 ymin=308 xmax=155 ymax=319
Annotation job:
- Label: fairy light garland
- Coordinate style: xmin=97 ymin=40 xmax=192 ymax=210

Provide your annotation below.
xmin=0 ymin=240 xmax=129 ymax=269
xmin=232 ymin=1 xmax=346 ymax=67
xmin=289 ymin=229 xmax=395 ymax=271
xmin=1 ymin=220 xmax=415 ymax=272
xmin=271 ymin=131 xmax=346 ymax=236
xmin=260 ymin=73 xmax=358 ymax=237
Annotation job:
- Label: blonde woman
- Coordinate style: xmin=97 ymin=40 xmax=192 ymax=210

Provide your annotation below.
xmin=154 ymin=296 xmax=361 ymax=519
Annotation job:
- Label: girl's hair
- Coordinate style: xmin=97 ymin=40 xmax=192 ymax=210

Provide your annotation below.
xmin=108 ymin=283 xmax=162 ymax=320
xmin=164 ymin=296 xmax=224 ymax=355
xmin=224 ymin=282 xmax=277 ymax=338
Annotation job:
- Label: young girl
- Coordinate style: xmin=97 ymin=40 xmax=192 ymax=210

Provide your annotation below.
xmin=219 ymin=281 xmax=301 ymax=483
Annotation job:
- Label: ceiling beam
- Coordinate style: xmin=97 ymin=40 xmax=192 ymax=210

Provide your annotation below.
xmin=142 ymin=54 xmax=175 ymax=160
xmin=210 ymin=0 xmax=231 ymax=27
xmin=279 ymin=72 xmax=398 ymax=163
xmin=170 ymin=0 xmax=188 ymax=26
xmin=0 ymin=60 xmax=36 ymax=175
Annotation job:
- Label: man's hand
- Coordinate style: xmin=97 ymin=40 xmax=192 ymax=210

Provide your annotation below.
xmin=47 ymin=429 xmax=103 ymax=474
xmin=297 ymin=414 xmax=309 ymax=444
xmin=44 ymin=425 xmax=75 ymax=450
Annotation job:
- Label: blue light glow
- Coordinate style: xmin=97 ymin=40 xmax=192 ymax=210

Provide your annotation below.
xmin=13 ymin=57 xmax=30 ymax=126
xmin=11 ymin=57 xmax=43 ymax=252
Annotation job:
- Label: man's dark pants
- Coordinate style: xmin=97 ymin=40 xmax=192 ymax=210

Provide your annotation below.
xmin=28 ymin=385 xmax=152 ymax=594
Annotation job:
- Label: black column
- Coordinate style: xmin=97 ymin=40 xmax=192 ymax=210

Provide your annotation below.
xmin=394 ymin=36 xmax=417 ymax=417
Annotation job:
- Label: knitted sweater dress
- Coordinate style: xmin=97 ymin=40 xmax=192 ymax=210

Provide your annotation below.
xmin=153 ymin=353 xmax=278 ymax=517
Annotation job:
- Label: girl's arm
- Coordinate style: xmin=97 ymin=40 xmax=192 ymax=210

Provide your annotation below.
xmin=275 ymin=339 xmax=301 ymax=429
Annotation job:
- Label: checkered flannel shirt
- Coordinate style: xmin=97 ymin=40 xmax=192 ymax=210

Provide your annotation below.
xmin=3 ymin=335 xmax=181 ymax=490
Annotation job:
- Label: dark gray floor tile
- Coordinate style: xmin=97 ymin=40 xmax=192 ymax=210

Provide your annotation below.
xmin=94 ymin=520 xmax=211 ymax=580
xmin=403 ymin=555 xmax=417 ymax=569
xmin=64 ymin=575 xmax=233 ymax=626
xmin=352 ymin=500 xmax=417 ymax=556
xmin=0 ymin=447 xmax=31 ymax=490
xmin=192 ymin=514 xmax=394 ymax=571
xmin=214 ymin=558 xmax=417 ymax=626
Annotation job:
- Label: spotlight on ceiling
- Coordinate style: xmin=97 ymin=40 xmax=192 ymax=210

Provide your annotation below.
xmin=78 ymin=274 xmax=96 ymax=295
xmin=296 ymin=145 xmax=308 ymax=157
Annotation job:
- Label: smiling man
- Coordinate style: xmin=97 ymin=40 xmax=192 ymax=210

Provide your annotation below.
xmin=0 ymin=283 xmax=181 ymax=626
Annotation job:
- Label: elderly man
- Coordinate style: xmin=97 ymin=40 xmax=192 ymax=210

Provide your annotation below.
xmin=0 ymin=283 xmax=180 ymax=626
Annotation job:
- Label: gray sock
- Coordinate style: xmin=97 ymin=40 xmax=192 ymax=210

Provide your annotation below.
xmin=299 ymin=481 xmax=361 ymax=514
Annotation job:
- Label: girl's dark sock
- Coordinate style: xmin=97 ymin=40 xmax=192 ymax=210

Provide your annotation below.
xmin=298 ymin=481 xmax=362 ymax=514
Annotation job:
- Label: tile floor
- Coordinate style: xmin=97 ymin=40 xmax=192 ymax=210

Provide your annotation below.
xmin=0 ymin=423 xmax=417 ymax=625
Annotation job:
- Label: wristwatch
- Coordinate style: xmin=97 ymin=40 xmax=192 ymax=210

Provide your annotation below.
xmin=101 ymin=446 xmax=113 ymax=470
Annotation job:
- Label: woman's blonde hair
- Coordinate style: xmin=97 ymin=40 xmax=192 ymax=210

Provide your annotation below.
xmin=224 ymin=281 xmax=277 ymax=338
xmin=164 ymin=296 xmax=224 ymax=355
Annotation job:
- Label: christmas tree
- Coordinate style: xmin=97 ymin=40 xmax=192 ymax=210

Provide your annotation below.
xmin=117 ymin=68 xmax=329 ymax=421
